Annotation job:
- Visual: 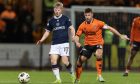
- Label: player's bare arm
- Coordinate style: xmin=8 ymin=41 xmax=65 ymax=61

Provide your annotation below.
xmin=108 ymin=26 xmax=129 ymax=40
xmin=74 ymin=35 xmax=81 ymax=48
xmin=36 ymin=30 xmax=50 ymax=45
xmin=69 ymin=25 xmax=75 ymax=42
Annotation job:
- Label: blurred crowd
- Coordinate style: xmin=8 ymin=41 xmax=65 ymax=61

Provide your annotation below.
xmin=43 ymin=0 xmax=140 ymax=22
xmin=0 ymin=0 xmax=42 ymax=43
xmin=45 ymin=0 xmax=140 ymax=8
xmin=0 ymin=0 xmax=140 ymax=43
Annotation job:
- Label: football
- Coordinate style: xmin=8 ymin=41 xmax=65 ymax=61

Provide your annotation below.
xmin=18 ymin=72 xmax=30 ymax=84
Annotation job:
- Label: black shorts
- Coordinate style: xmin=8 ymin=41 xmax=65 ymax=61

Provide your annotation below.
xmin=132 ymin=41 xmax=140 ymax=51
xmin=80 ymin=45 xmax=103 ymax=59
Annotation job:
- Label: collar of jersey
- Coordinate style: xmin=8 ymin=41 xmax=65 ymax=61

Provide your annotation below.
xmin=85 ymin=18 xmax=94 ymax=24
xmin=54 ymin=14 xmax=62 ymax=19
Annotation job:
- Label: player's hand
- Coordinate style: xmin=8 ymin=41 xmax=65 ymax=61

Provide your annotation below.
xmin=120 ymin=35 xmax=129 ymax=40
xmin=75 ymin=42 xmax=81 ymax=48
xmin=36 ymin=40 xmax=43 ymax=45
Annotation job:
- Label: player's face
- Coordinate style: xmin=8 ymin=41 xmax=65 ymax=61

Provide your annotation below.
xmin=54 ymin=7 xmax=62 ymax=17
xmin=84 ymin=12 xmax=93 ymax=22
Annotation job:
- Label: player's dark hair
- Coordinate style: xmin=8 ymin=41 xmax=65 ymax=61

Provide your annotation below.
xmin=84 ymin=8 xmax=93 ymax=13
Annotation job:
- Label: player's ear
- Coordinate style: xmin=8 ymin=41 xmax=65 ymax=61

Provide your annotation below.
xmin=61 ymin=7 xmax=64 ymax=12
xmin=84 ymin=12 xmax=88 ymax=17
xmin=91 ymin=12 xmax=93 ymax=17
xmin=53 ymin=7 xmax=56 ymax=12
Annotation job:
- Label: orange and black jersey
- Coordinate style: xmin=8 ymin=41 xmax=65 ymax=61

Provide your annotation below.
xmin=76 ymin=18 xmax=105 ymax=46
xmin=130 ymin=17 xmax=140 ymax=42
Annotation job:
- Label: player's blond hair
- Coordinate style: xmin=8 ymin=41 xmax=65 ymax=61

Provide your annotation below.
xmin=54 ymin=2 xmax=63 ymax=8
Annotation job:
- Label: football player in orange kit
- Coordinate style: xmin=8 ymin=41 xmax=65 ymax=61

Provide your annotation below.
xmin=123 ymin=17 xmax=140 ymax=76
xmin=74 ymin=8 xmax=129 ymax=83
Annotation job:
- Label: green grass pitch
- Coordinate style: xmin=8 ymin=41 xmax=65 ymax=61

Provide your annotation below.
xmin=0 ymin=70 xmax=140 ymax=84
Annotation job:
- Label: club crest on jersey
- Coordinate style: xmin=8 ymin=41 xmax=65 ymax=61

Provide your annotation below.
xmin=47 ymin=23 xmax=49 ymax=26
xmin=93 ymin=25 xmax=97 ymax=30
xmin=56 ymin=23 xmax=60 ymax=26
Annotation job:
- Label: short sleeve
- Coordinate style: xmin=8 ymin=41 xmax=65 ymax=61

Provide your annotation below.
xmin=102 ymin=24 xmax=109 ymax=29
xmin=99 ymin=21 xmax=105 ymax=28
xmin=46 ymin=21 xmax=53 ymax=32
xmin=67 ymin=18 xmax=72 ymax=28
xmin=76 ymin=24 xmax=83 ymax=36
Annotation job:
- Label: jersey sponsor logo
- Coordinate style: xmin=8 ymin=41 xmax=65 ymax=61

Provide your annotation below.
xmin=83 ymin=28 xmax=96 ymax=35
xmin=85 ymin=32 xmax=96 ymax=35
xmin=53 ymin=26 xmax=65 ymax=31
xmin=84 ymin=31 xmax=96 ymax=35
xmin=68 ymin=19 xmax=71 ymax=21
xmin=47 ymin=23 xmax=49 ymax=26
xmin=93 ymin=25 xmax=97 ymax=30
xmin=56 ymin=22 xmax=60 ymax=26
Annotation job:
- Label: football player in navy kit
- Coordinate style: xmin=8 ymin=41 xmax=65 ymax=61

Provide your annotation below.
xmin=37 ymin=2 xmax=75 ymax=83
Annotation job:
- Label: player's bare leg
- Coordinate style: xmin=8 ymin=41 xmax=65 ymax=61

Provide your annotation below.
xmin=123 ymin=49 xmax=137 ymax=76
xmin=61 ymin=56 xmax=75 ymax=83
xmin=75 ymin=56 xmax=87 ymax=83
xmin=50 ymin=55 xmax=61 ymax=83
xmin=95 ymin=49 xmax=105 ymax=82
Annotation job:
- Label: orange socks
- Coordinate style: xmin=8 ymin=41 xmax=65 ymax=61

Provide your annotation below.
xmin=96 ymin=59 xmax=103 ymax=76
xmin=75 ymin=59 xmax=102 ymax=79
xmin=76 ymin=66 xmax=83 ymax=80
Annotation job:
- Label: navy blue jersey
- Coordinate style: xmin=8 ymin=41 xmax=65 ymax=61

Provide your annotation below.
xmin=46 ymin=14 xmax=72 ymax=45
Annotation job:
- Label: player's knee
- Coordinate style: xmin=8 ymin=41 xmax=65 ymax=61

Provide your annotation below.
xmin=96 ymin=52 xmax=102 ymax=56
xmin=95 ymin=52 xmax=103 ymax=60
xmin=61 ymin=56 xmax=69 ymax=64
xmin=95 ymin=49 xmax=103 ymax=56
xmin=62 ymin=59 xmax=69 ymax=65
xmin=50 ymin=59 xmax=57 ymax=65
xmin=80 ymin=55 xmax=87 ymax=62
